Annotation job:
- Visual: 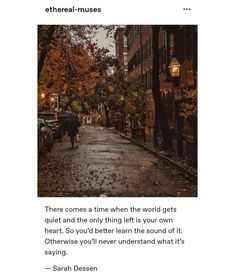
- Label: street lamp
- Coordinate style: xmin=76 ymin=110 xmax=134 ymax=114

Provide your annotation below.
xmin=169 ymin=57 xmax=181 ymax=78
xmin=39 ymin=92 xmax=47 ymax=111
xmin=50 ymin=93 xmax=60 ymax=111
xmin=169 ymin=56 xmax=183 ymax=158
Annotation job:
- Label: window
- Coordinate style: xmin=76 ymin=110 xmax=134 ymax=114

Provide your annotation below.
xmin=169 ymin=33 xmax=174 ymax=57
xmin=163 ymin=30 xmax=167 ymax=47
xmin=170 ymin=33 xmax=174 ymax=48
xmin=176 ymin=28 xmax=185 ymax=63
xmin=116 ymin=44 xmax=119 ymax=56
xmin=124 ymin=36 xmax=127 ymax=47
xmin=186 ymin=26 xmax=194 ymax=59
xmin=143 ymin=42 xmax=147 ymax=61
xmin=147 ymin=39 xmax=151 ymax=59
xmin=124 ymin=53 xmax=128 ymax=65
xmin=162 ymin=30 xmax=168 ymax=66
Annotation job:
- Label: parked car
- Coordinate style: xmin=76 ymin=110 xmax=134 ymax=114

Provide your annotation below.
xmin=38 ymin=118 xmax=53 ymax=151
xmin=38 ymin=111 xmax=63 ymax=139
xmin=38 ymin=126 xmax=45 ymax=157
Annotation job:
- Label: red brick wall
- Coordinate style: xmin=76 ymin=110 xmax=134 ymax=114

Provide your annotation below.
xmin=124 ymin=25 xmax=197 ymax=146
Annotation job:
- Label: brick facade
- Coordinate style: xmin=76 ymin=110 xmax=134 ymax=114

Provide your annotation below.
xmin=114 ymin=28 xmax=128 ymax=74
xmin=116 ymin=25 xmax=197 ymax=166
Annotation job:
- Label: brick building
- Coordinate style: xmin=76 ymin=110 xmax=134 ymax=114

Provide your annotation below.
xmin=124 ymin=25 xmax=155 ymax=143
xmin=115 ymin=25 xmax=197 ymax=166
xmin=114 ymin=28 xmax=128 ymax=74
xmin=158 ymin=25 xmax=197 ymax=166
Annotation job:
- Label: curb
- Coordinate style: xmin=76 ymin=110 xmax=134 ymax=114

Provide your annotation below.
xmin=113 ymin=130 xmax=197 ymax=183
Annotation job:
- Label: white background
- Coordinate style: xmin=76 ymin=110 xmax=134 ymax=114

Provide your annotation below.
xmin=0 ymin=0 xmax=235 ymax=277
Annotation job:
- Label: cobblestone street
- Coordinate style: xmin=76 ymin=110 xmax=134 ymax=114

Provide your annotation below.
xmin=38 ymin=126 xmax=197 ymax=197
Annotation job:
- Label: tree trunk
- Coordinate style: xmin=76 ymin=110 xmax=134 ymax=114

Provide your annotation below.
xmin=151 ymin=25 xmax=172 ymax=151
xmin=104 ymin=104 xmax=110 ymax=127
xmin=38 ymin=25 xmax=56 ymax=82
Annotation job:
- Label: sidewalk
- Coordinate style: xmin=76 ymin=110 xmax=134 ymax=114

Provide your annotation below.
xmin=113 ymin=129 xmax=197 ymax=183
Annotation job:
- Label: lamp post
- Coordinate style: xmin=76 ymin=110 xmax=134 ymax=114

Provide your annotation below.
xmin=169 ymin=56 xmax=183 ymax=158
xmin=50 ymin=93 xmax=59 ymax=111
xmin=50 ymin=96 xmax=55 ymax=110
xmin=38 ymin=92 xmax=47 ymax=111
xmin=119 ymin=95 xmax=126 ymax=134
xmin=169 ymin=57 xmax=181 ymax=78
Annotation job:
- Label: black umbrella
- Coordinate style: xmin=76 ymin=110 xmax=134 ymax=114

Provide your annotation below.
xmin=58 ymin=111 xmax=78 ymax=133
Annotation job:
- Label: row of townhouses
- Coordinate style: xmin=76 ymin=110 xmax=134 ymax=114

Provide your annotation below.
xmin=114 ymin=25 xmax=197 ymax=167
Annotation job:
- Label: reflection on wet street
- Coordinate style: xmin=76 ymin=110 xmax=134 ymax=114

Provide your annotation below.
xmin=38 ymin=126 xmax=197 ymax=197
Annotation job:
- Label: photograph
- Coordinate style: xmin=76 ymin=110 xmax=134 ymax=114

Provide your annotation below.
xmin=38 ymin=25 xmax=197 ymax=197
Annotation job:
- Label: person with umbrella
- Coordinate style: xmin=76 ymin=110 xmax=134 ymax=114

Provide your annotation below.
xmin=65 ymin=116 xmax=78 ymax=148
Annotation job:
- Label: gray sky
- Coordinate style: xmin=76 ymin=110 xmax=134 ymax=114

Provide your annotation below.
xmin=93 ymin=27 xmax=116 ymax=56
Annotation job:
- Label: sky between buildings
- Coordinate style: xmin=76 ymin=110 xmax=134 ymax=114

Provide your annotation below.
xmin=93 ymin=26 xmax=117 ymax=56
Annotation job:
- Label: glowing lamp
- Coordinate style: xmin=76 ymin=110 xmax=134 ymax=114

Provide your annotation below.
xmin=169 ymin=57 xmax=181 ymax=77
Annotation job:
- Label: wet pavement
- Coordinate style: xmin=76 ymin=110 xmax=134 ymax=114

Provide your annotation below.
xmin=38 ymin=126 xmax=197 ymax=197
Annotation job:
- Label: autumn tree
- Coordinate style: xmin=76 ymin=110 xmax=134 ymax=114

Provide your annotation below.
xmin=89 ymin=68 xmax=147 ymax=130
xmin=75 ymin=54 xmax=117 ymax=126
xmin=39 ymin=29 xmax=108 ymax=111
xmin=38 ymin=25 xmax=118 ymax=113
xmin=38 ymin=25 xmax=97 ymax=82
xmin=111 ymin=73 xmax=146 ymax=132
xmin=180 ymin=88 xmax=197 ymax=141
xmin=39 ymin=43 xmax=98 ymax=111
